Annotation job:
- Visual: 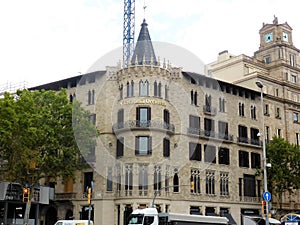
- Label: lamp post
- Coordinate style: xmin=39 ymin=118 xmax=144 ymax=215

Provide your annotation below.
xmin=256 ymin=81 xmax=269 ymax=225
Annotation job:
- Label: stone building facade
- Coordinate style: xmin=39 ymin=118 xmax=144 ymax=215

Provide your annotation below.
xmin=32 ymin=17 xmax=300 ymax=225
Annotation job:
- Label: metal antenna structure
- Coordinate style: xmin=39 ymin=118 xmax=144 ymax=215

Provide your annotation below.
xmin=123 ymin=0 xmax=135 ymax=67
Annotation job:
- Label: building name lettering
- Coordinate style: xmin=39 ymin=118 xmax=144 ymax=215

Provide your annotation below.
xmin=121 ymin=99 xmax=166 ymax=106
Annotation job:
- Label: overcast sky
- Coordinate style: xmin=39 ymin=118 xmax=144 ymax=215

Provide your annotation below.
xmin=1 ymin=0 xmax=300 ymax=88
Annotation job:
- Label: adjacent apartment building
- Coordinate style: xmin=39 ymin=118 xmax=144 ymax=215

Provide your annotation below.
xmin=31 ymin=17 xmax=300 ymax=225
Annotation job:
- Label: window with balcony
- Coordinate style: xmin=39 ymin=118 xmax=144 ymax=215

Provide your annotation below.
xmin=251 ymin=152 xmax=261 ymax=169
xmin=189 ymin=142 xmax=201 ymax=161
xmin=136 ymin=107 xmax=151 ymax=127
xmin=220 ymin=172 xmax=229 ymax=196
xmin=163 ymin=138 xmax=170 ymax=157
xmin=190 ymin=169 xmax=201 ymax=194
xmin=239 ymin=150 xmax=249 ymax=168
xmin=135 ymin=136 xmax=152 ymax=155
xmin=206 ymin=171 xmax=215 ymax=195
xmin=218 ymin=121 xmax=229 ymax=140
xmin=138 ymin=164 xmax=148 ymax=195
xmin=238 ymin=125 xmax=248 ymax=143
xmin=250 ymin=128 xmax=260 ymax=145
xmin=204 ymin=145 xmax=216 ymax=164
xmin=164 ymin=109 xmax=170 ymax=129
xmin=204 ymin=118 xmax=215 ymax=137
xmin=218 ymin=147 xmax=230 ymax=165
xmin=189 ymin=115 xmax=200 ymax=134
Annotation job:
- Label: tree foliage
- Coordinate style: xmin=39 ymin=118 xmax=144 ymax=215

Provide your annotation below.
xmin=266 ymin=137 xmax=300 ymax=209
xmin=0 ymin=89 xmax=97 ymax=185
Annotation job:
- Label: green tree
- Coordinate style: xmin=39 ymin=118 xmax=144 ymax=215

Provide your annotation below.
xmin=266 ymin=137 xmax=300 ymax=211
xmin=0 ymin=89 xmax=97 ymax=185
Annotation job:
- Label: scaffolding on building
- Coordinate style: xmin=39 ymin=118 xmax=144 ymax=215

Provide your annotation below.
xmin=0 ymin=81 xmax=28 ymax=96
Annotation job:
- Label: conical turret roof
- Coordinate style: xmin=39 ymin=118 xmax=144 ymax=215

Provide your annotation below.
xmin=131 ymin=19 xmax=157 ymax=65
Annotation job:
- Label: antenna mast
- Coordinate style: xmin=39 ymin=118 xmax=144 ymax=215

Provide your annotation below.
xmin=123 ymin=0 xmax=135 ymax=67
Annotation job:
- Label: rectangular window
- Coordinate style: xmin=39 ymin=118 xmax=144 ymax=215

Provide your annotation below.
xmin=218 ymin=147 xmax=230 ymax=165
xmin=204 ymin=145 xmax=216 ymax=164
xmin=239 ymin=103 xmax=245 ymax=116
xmin=89 ymin=114 xmax=96 ymax=125
xmin=265 ymin=56 xmax=271 ymax=64
xmin=219 ymin=98 xmax=225 ymax=112
xmin=266 ymin=126 xmax=270 ymax=142
xmin=293 ymin=112 xmax=299 ymax=123
xmin=206 ymin=171 xmax=215 ymax=195
xmin=163 ymin=138 xmax=170 ymax=157
xmin=117 ymin=109 xmax=124 ymax=129
xmin=83 ymin=172 xmax=93 ymax=193
xmin=291 ymin=75 xmax=297 ymax=83
xmin=296 ymin=133 xmax=299 ymax=146
xmin=251 ymin=153 xmax=261 ymax=169
xmin=189 ymin=142 xmax=201 ymax=161
xmin=250 ymin=105 xmax=256 ymax=119
xmin=164 ymin=110 xmax=170 ymax=129
xmin=244 ymin=174 xmax=256 ymax=197
xmin=239 ymin=150 xmax=249 ymax=168
xmin=116 ymin=137 xmax=124 ymax=158
xmin=136 ymin=107 xmax=151 ymax=127
xmin=277 ymin=129 xmax=281 ymax=137
xmin=264 ymin=104 xmax=269 ymax=116
xmin=276 ymin=107 xmax=281 ymax=118
xmin=290 ymin=54 xmax=295 ymax=67
xmin=107 ymin=167 xmax=113 ymax=191
xmin=135 ymin=136 xmax=152 ymax=155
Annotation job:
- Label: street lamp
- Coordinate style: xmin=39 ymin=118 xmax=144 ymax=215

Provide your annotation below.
xmin=256 ymin=81 xmax=269 ymax=225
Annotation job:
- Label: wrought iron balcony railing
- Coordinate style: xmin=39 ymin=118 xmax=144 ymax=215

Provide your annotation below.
xmin=113 ymin=120 xmax=175 ymax=133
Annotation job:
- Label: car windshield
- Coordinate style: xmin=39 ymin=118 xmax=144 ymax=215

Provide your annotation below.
xmin=128 ymin=214 xmax=144 ymax=224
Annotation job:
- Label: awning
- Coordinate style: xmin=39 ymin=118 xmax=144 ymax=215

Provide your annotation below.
xmin=224 ymin=213 xmax=237 ymax=225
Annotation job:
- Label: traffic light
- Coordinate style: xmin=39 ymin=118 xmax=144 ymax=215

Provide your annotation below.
xmin=261 ymin=200 xmax=266 ymax=216
xmin=23 ymin=188 xmax=30 ymax=202
xmin=87 ymin=187 xmax=91 ymax=205
xmin=190 ymin=180 xmax=194 ymax=192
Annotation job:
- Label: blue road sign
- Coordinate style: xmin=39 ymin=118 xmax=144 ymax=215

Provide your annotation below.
xmin=263 ymin=191 xmax=271 ymax=202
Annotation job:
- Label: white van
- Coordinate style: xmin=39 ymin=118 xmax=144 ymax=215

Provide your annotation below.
xmin=54 ymin=220 xmax=93 ymax=225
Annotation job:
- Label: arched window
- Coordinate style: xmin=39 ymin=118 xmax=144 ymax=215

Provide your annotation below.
xmin=173 ymin=170 xmax=179 ymax=192
xmin=158 ymin=82 xmax=162 ymax=97
xmin=139 ymin=80 xmax=149 ymax=96
xmin=154 ymin=81 xmax=158 ymax=96
xmin=131 ymin=80 xmax=134 ymax=97
xmin=165 ymin=85 xmax=168 ymax=100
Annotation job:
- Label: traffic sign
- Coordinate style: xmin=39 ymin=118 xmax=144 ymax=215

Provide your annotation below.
xmin=263 ymin=191 xmax=271 ymax=202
